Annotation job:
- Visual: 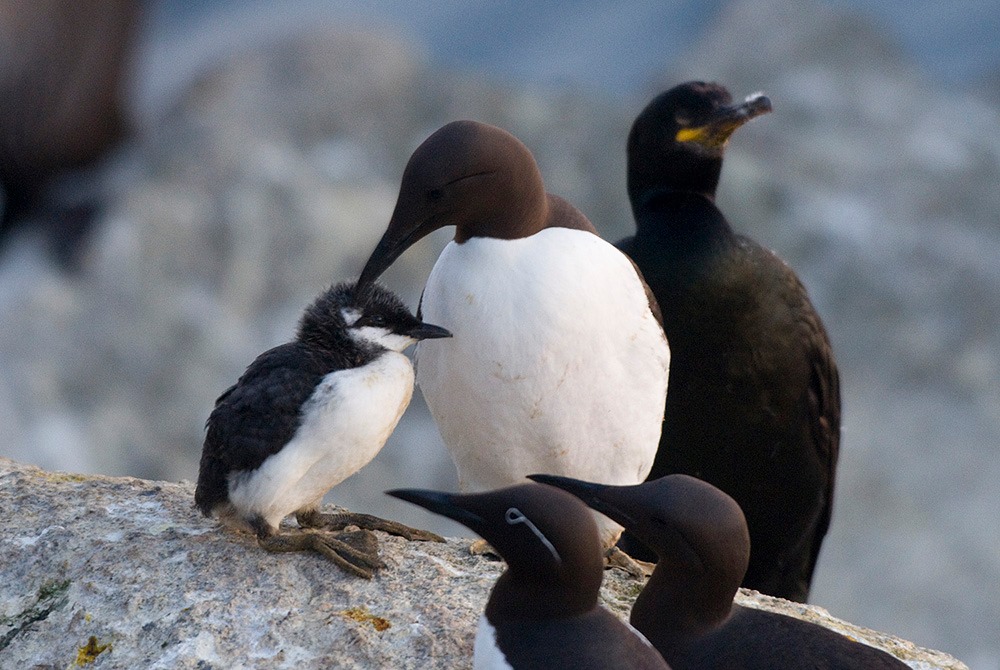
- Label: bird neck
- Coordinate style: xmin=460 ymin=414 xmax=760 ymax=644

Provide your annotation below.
xmin=631 ymin=190 xmax=736 ymax=256
xmin=485 ymin=567 xmax=598 ymax=624
xmin=627 ymin=147 xmax=722 ymax=208
xmin=630 ymin=561 xmax=736 ymax=653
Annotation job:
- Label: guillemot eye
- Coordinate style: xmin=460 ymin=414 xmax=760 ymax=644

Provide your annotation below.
xmin=427 ymin=188 xmax=444 ymax=201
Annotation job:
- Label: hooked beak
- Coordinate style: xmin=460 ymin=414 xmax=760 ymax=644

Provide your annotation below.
xmin=675 ymin=92 xmax=772 ymax=148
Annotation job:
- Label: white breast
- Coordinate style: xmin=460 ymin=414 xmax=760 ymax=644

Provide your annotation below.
xmin=416 ymin=228 xmax=670 ymax=546
xmin=474 ymin=615 xmax=513 ymax=670
xmin=227 ymin=351 xmax=415 ymax=528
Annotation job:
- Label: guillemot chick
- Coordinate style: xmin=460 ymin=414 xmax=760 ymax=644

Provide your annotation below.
xmin=617 ymin=81 xmax=839 ymax=601
xmin=388 ymin=483 xmax=671 ymax=669
xmin=196 ymin=282 xmax=450 ymax=577
xmin=358 ymin=120 xmax=670 ymax=557
xmin=530 ymin=473 xmax=907 ymax=669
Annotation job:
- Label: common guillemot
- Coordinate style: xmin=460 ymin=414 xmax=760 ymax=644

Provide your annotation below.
xmin=388 ymin=483 xmax=671 ymax=669
xmin=357 ymin=120 xmax=670 ymax=554
xmin=529 ymin=473 xmax=907 ymax=669
xmin=196 ymin=282 xmax=450 ymax=577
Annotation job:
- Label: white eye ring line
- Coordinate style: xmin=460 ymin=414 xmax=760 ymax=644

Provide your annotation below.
xmin=505 ymin=507 xmax=562 ymax=565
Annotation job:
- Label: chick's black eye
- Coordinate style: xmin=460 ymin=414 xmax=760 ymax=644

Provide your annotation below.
xmin=427 ymin=188 xmax=444 ymax=202
xmin=354 ymin=314 xmax=384 ymax=328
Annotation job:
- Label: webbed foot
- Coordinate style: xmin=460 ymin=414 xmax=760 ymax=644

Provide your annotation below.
xmin=258 ymin=529 xmax=385 ymax=578
xmin=468 ymin=538 xmax=502 ymax=560
xmin=296 ymin=510 xmax=444 ymax=543
xmin=605 ymin=546 xmax=654 ymax=578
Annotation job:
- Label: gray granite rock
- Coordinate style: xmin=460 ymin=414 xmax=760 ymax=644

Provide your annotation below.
xmin=0 ymin=458 xmax=968 ymax=669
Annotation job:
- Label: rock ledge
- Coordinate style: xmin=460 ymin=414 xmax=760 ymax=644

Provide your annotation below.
xmin=0 ymin=458 xmax=967 ymax=669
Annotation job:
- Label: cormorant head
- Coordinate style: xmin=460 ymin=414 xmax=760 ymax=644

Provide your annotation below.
xmin=628 ymin=81 xmax=771 ymax=206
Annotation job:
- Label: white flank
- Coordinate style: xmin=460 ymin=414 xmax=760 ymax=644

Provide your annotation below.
xmin=227 ymin=351 xmax=415 ymax=528
xmin=474 ymin=615 xmax=513 ymax=670
xmin=416 ymin=227 xmax=670 ymax=546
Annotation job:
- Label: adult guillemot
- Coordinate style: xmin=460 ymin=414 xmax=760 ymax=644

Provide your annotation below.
xmin=196 ymin=282 xmax=450 ymax=577
xmin=358 ymin=120 xmax=670 ymax=552
xmin=529 ymin=473 xmax=907 ymax=669
xmin=388 ymin=483 xmax=671 ymax=669
xmin=617 ymin=82 xmax=840 ymax=601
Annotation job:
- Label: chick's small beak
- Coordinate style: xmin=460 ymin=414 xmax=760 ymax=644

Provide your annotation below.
xmin=408 ymin=322 xmax=452 ymax=340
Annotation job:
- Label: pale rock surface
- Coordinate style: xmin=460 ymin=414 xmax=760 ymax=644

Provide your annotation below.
xmin=0 ymin=458 xmax=967 ymax=670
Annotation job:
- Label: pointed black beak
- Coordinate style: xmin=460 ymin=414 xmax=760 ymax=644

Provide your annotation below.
xmin=386 ymin=488 xmax=483 ymax=531
xmin=526 ymin=474 xmax=638 ymax=529
xmin=407 ymin=322 xmax=452 ymax=340
xmin=357 ymin=232 xmax=404 ymax=294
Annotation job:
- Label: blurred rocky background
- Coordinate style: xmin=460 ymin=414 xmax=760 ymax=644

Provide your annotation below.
xmin=0 ymin=0 xmax=997 ymax=666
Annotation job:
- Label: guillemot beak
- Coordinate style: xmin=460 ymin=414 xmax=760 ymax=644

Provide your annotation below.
xmin=408 ymin=322 xmax=452 ymax=340
xmin=527 ymin=474 xmax=640 ymax=530
xmin=387 ymin=488 xmax=484 ymax=530
xmin=675 ymin=92 xmax=772 ymax=148
xmin=357 ymin=180 xmax=442 ymax=292
xmin=357 ymin=230 xmax=407 ymax=293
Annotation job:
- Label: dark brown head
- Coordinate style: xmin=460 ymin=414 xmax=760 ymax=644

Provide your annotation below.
xmin=357 ymin=120 xmax=548 ymax=291
xmin=387 ymin=483 xmax=605 ymax=621
xmin=627 ymin=81 xmax=771 ymax=207
xmin=528 ymin=473 xmax=749 ymax=633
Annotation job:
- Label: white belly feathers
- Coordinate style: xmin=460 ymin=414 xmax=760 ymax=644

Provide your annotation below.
xmin=416 ymin=228 xmax=670 ymax=545
xmin=227 ymin=351 xmax=415 ymax=528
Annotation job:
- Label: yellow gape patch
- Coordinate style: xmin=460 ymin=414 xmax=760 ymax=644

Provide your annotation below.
xmin=675 ymin=126 xmax=709 ymax=143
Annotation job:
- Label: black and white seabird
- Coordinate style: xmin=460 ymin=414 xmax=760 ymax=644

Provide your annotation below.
xmin=529 ymin=473 xmax=908 ymax=670
xmin=357 ymin=120 xmax=670 ymax=553
xmin=617 ymin=81 xmax=840 ymax=601
xmin=195 ymin=282 xmax=451 ymax=577
xmin=388 ymin=483 xmax=671 ymax=669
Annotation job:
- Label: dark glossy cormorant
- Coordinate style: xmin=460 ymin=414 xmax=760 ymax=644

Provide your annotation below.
xmin=617 ymin=82 xmax=840 ymax=602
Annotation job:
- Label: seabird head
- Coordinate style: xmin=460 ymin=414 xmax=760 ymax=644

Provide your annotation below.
xmin=628 ymin=81 xmax=771 ymax=204
xmin=357 ymin=120 xmax=547 ymax=291
xmin=298 ymin=281 xmax=451 ymax=352
xmin=388 ymin=483 xmax=605 ymax=617
xmin=528 ymin=473 xmax=749 ymax=598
